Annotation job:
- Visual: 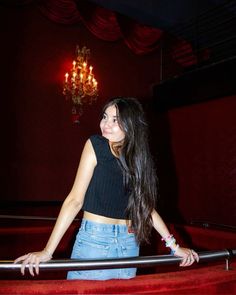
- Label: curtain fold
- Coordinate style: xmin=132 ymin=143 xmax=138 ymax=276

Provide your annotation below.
xmin=6 ymin=0 xmax=200 ymax=65
xmin=38 ymin=0 xmax=81 ymax=24
xmin=37 ymin=0 xmax=164 ymax=53
xmin=117 ymin=15 xmax=163 ymax=55
xmin=75 ymin=1 xmax=122 ymax=41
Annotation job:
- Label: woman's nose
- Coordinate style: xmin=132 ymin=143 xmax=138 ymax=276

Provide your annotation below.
xmin=104 ymin=119 xmax=112 ymax=127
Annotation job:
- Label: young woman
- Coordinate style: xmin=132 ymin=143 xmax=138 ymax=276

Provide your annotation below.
xmin=14 ymin=97 xmax=199 ymax=280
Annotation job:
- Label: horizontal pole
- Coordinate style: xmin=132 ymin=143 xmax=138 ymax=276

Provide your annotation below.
xmin=0 ymin=214 xmax=79 ymax=222
xmin=0 ymin=249 xmax=235 ymax=272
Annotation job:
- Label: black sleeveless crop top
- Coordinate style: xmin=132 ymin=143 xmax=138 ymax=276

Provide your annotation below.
xmin=82 ymin=135 xmax=129 ymax=219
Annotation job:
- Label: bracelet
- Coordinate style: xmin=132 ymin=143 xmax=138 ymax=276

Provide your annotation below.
xmin=161 ymin=234 xmax=179 ymax=252
xmin=161 ymin=234 xmax=173 ymax=241
xmin=161 ymin=234 xmax=176 ymax=247
xmin=165 ymin=237 xmax=176 ymax=248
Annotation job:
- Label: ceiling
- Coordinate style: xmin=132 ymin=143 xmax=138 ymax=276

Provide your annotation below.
xmin=2 ymin=0 xmax=235 ymax=37
xmin=88 ymin=0 xmax=236 ymax=106
xmin=89 ymin=0 xmax=236 ymax=63
xmin=89 ymin=0 xmax=233 ymax=29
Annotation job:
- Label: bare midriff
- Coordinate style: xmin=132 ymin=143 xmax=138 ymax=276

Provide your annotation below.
xmin=83 ymin=211 xmax=131 ymax=225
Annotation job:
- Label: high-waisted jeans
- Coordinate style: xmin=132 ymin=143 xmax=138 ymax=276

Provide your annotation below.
xmin=67 ymin=219 xmax=139 ymax=280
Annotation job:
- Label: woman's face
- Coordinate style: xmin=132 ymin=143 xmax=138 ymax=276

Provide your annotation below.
xmin=100 ymin=105 xmax=125 ymax=142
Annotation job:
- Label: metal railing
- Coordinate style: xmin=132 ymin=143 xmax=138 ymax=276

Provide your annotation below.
xmin=0 ymin=249 xmax=235 ymax=272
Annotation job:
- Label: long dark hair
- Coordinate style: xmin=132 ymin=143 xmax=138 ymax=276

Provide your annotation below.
xmin=102 ymin=97 xmax=158 ymax=244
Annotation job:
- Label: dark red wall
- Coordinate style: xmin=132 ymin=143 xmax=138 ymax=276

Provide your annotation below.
xmin=156 ymin=95 xmax=236 ymax=227
xmin=0 ymin=3 xmax=161 ymax=201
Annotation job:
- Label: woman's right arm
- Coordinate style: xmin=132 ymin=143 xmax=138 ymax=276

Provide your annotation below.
xmin=14 ymin=138 xmax=97 ymax=276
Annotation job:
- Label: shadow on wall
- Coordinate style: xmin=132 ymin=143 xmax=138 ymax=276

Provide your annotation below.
xmin=145 ymin=100 xmax=184 ymax=224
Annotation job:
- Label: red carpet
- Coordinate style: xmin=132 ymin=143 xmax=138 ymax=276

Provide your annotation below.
xmin=1 ymin=218 xmax=235 ymax=294
xmin=0 ymin=261 xmax=235 ymax=294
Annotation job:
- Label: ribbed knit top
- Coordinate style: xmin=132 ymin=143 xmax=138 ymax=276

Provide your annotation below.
xmin=82 ymin=135 xmax=129 ymax=219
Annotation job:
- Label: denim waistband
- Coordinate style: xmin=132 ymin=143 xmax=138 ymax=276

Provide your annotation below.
xmin=80 ymin=219 xmax=130 ymax=234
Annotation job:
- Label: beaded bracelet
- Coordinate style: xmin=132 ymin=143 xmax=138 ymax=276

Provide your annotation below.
xmin=161 ymin=234 xmax=179 ymax=253
xmin=161 ymin=234 xmax=175 ymax=246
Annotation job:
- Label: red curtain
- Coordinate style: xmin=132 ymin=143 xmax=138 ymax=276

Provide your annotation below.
xmin=38 ymin=0 xmax=82 ymax=24
xmin=37 ymin=0 xmax=163 ymax=55
xmin=4 ymin=0 xmax=203 ymax=64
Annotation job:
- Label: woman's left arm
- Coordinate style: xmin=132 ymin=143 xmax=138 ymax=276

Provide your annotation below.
xmin=151 ymin=209 xmax=199 ymax=267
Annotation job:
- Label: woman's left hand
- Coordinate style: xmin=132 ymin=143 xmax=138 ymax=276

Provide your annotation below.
xmin=174 ymin=247 xmax=199 ymax=267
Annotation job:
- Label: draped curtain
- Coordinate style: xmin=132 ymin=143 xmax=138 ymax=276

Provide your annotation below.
xmin=37 ymin=0 xmax=164 ymax=55
xmin=5 ymin=0 xmax=203 ymax=65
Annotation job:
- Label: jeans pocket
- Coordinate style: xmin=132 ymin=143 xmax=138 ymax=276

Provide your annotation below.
xmin=73 ymin=233 xmax=110 ymax=259
xmin=68 ymin=233 xmax=112 ymax=280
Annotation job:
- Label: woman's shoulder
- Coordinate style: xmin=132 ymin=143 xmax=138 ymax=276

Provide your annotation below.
xmin=89 ymin=134 xmax=108 ymax=146
xmin=88 ymin=135 xmax=112 ymax=161
xmin=89 ymin=134 xmax=106 ymax=142
xmin=88 ymin=134 xmax=108 ymax=151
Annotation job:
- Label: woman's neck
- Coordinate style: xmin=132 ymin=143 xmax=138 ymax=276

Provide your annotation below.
xmin=109 ymin=141 xmax=123 ymax=157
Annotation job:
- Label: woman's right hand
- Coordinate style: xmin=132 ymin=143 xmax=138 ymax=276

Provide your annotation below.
xmin=14 ymin=249 xmax=52 ymax=276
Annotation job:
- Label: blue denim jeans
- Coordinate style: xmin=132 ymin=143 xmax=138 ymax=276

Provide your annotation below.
xmin=67 ymin=219 xmax=139 ymax=280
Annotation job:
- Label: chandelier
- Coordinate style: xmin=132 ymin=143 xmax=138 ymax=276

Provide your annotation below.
xmin=63 ymin=46 xmax=98 ymax=121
